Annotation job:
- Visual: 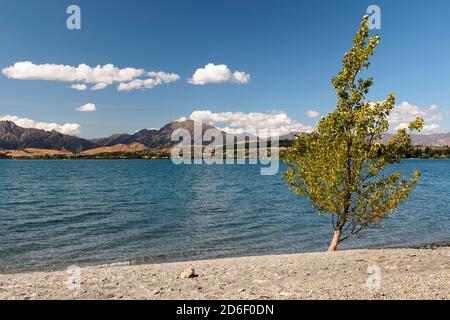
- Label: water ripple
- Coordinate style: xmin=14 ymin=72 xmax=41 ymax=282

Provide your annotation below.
xmin=0 ymin=159 xmax=449 ymax=272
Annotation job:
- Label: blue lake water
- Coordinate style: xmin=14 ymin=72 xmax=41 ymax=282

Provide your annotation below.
xmin=0 ymin=159 xmax=449 ymax=272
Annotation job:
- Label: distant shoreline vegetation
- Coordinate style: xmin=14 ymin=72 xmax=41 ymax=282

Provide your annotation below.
xmin=1 ymin=143 xmax=450 ymax=160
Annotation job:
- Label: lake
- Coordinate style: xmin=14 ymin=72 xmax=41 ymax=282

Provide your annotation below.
xmin=0 ymin=159 xmax=449 ymax=272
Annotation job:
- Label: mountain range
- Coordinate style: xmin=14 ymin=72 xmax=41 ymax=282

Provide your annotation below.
xmin=1 ymin=120 xmax=450 ymax=154
xmin=0 ymin=120 xmax=96 ymax=152
xmin=0 ymin=120 xmax=222 ymax=153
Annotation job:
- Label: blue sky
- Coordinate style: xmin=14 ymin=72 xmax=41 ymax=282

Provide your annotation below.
xmin=0 ymin=0 xmax=449 ymax=138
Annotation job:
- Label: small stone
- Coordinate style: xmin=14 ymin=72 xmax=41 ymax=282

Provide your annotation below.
xmin=180 ymin=268 xmax=195 ymax=279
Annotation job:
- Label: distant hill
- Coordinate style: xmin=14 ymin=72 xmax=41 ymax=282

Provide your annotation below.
xmin=0 ymin=120 xmax=226 ymax=153
xmin=410 ymin=133 xmax=450 ymax=147
xmin=0 ymin=120 xmax=227 ymax=153
xmin=282 ymin=131 xmax=450 ymax=147
xmin=378 ymin=133 xmax=450 ymax=147
xmin=0 ymin=121 xmax=96 ymax=152
xmin=1 ymin=148 xmax=72 ymax=158
xmin=81 ymin=142 xmax=148 ymax=155
xmin=89 ymin=133 xmax=133 ymax=147
xmin=91 ymin=120 xmax=225 ymax=148
xmin=90 ymin=129 xmax=158 ymax=147
xmin=280 ymin=132 xmax=303 ymax=140
xmin=2 ymin=120 xmax=450 ymax=155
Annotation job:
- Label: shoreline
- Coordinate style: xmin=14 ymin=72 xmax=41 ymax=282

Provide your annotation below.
xmin=2 ymin=240 xmax=449 ymax=275
xmin=1 ymin=246 xmax=448 ymax=300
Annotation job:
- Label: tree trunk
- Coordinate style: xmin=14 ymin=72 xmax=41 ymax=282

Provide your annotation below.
xmin=328 ymin=228 xmax=341 ymax=252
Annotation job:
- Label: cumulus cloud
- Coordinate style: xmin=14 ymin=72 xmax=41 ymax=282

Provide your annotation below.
xmin=188 ymin=63 xmax=250 ymax=85
xmin=71 ymin=83 xmax=87 ymax=91
xmin=423 ymin=124 xmax=441 ymax=131
xmin=76 ymin=103 xmax=96 ymax=112
xmin=175 ymin=116 xmax=187 ymax=122
xmin=117 ymin=72 xmax=180 ymax=91
xmin=179 ymin=110 xmax=312 ymax=137
xmin=0 ymin=115 xmax=80 ymax=135
xmin=91 ymin=83 xmax=108 ymax=91
xmin=2 ymin=61 xmax=180 ymax=91
xmin=389 ymin=102 xmax=443 ymax=132
xmin=306 ymin=110 xmax=319 ymax=118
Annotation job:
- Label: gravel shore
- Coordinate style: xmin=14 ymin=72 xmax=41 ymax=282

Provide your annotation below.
xmin=0 ymin=247 xmax=448 ymax=300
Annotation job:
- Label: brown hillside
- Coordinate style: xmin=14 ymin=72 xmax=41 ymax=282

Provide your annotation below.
xmin=80 ymin=142 xmax=148 ymax=155
xmin=3 ymin=148 xmax=73 ymax=158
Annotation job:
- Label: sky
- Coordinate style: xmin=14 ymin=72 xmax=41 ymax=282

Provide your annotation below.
xmin=0 ymin=0 xmax=450 ymax=138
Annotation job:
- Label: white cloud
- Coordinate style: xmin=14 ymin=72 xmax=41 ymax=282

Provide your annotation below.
xmin=2 ymin=61 xmax=180 ymax=91
xmin=175 ymin=116 xmax=187 ymax=122
xmin=0 ymin=115 xmax=80 ymax=135
xmin=148 ymin=71 xmax=181 ymax=83
xmin=395 ymin=122 xmax=441 ymax=131
xmin=182 ymin=110 xmax=311 ymax=137
xmin=306 ymin=110 xmax=319 ymax=118
xmin=71 ymin=83 xmax=87 ymax=91
xmin=428 ymin=104 xmax=438 ymax=112
xmin=389 ymin=101 xmax=443 ymax=132
xmin=423 ymin=123 xmax=441 ymax=131
xmin=76 ymin=103 xmax=96 ymax=112
xmin=91 ymin=83 xmax=108 ymax=91
xmin=188 ymin=63 xmax=250 ymax=85
xmin=117 ymin=72 xmax=180 ymax=91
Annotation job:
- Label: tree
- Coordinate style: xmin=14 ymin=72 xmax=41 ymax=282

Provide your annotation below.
xmin=283 ymin=16 xmax=424 ymax=251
